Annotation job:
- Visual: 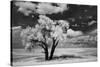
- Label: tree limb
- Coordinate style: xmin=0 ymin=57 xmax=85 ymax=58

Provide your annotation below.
xmin=54 ymin=40 xmax=59 ymax=47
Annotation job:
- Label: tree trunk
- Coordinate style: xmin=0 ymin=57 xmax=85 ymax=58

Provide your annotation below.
xmin=49 ymin=46 xmax=56 ymax=60
xmin=44 ymin=48 xmax=49 ymax=60
xmin=49 ymin=38 xmax=59 ymax=60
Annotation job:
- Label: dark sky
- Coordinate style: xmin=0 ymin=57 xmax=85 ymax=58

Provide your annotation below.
xmin=11 ymin=1 xmax=97 ymax=33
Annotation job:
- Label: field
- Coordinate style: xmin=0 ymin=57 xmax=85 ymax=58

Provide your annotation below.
xmin=12 ymin=48 xmax=97 ymax=66
xmin=11 ymin=25 xmax=97 ymax=66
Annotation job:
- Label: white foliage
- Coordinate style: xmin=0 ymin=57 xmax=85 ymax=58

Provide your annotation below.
xmin=20 ymin=15 xmax=69 ymax=50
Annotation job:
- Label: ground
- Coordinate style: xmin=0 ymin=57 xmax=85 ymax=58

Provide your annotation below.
xmin=12 ymin=48 xmax=97 ymax=66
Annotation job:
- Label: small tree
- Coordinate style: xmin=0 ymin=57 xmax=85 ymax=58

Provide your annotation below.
xmin=20 ymin=15 xmax=69 ymax=60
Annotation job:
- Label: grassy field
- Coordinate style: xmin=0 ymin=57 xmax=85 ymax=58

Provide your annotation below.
xmin=12 ymin=48 xmax=97 ymax=66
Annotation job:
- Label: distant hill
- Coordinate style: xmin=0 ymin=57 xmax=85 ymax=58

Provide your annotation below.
xmin=58 ymin=29 xmax=97 ymax=48
xmin=12 ymin=26 xmax=24 ymax=49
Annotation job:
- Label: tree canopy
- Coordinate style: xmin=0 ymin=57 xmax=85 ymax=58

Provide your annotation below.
xmin=20 ymin=15 xmax=69 ymax=60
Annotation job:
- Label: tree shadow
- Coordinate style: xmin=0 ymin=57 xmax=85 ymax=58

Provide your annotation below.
xmin=35 ymin=54 xmax=83 ymax=62
xmin=52 ymin=54 xmax=83 ymax=60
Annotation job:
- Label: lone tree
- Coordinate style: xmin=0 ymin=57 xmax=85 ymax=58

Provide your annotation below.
xmin=20 ymin=15 xmax=69 ymax=60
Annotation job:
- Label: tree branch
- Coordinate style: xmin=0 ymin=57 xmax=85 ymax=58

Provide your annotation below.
xmin=54 ymin=40 xmax=59 ymax=47
xmin=52 ymin=37 xmax=59 ymax=47
xmin=31 ymin=39 xmax=48 ymax=50
xmin=38 ymin=43 xmax=46 ymax=49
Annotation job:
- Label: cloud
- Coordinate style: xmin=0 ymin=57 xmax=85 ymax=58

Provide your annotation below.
xmin=15 ymin=2 xmax=37 ymax=10
xmin=36 ymin=3 xmax=68 ymax=14
xmin=17 ymin=7 xmax=32 ymax=16
xmin=88 ymin=20 xmax=96 ymax=26
xmin=15 ymin=2 xmax=68 ymax=16
xmin=87 ymin=29 xmax=97 ymax=35
xmin=12 ymin=26 xmax=22 ymax=30
xmin=15 ymin=2 xmax=37 ymax=16
xmin=67 ymin=29 xmax=83 ymax=37
xmin=12 ymin=26 xmax=22 ymax=34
